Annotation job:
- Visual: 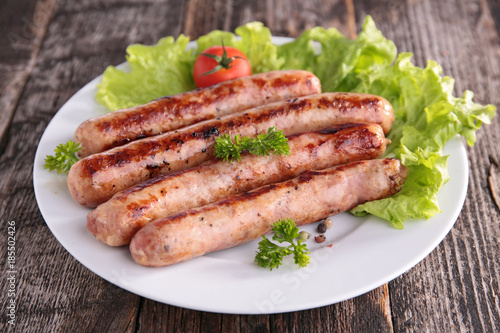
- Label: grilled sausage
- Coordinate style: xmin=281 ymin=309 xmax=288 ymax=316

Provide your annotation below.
xmin=67 ymin=92 xmax=395 ymax=207
xmin=130 ymin=158 xmax=409 ymax=267
xmin=75 ymin=70 xmax=322 ymax=157
xmin=87 ymin=123 xmax=389 ymax=246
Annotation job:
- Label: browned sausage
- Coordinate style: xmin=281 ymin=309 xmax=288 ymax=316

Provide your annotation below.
xmin=67 ymin=92 xmax=395 ymax=207
xmin=87 ymin=123 xmax=389 ymax=246
xmin=75 ymin=70 xmax=322 ymax=157
xmin=129 ymin=158 xmax=409 ymax=267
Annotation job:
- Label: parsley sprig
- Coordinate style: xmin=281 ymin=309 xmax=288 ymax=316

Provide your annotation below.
xmin=214 ymin=127 xmax=290 ymax=162
xmin=255 ymin=219 xmax=311 ymax=270
xmin=43 ymin=140 xmax=81 ymax=174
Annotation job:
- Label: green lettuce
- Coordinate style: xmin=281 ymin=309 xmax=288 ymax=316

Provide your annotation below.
xmin=278 ymin=17 xmax=397 ymax=92
xmin=349 ymin=54 xmax=495 ymax=228
xmin=96 ymin=35 xmax=196 ymax=110
xmin=95 ymin=17 xmax=496 ymax=227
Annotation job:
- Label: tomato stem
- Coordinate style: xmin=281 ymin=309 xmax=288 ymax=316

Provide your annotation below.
xmin=200 ymin=39 xmax=246 ymax=76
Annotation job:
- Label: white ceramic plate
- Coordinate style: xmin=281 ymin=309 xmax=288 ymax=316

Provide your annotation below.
xmin=33 ymin=37 xmax=469 ymax=314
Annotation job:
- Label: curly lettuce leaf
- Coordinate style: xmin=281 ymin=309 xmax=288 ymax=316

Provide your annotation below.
xmin=96 ymin=35 xmax=196 ymax=111
xmin=350 ymin=53 xmax=496 ymax=228
xmin=278 ymin=16 xmax=397 ymax=92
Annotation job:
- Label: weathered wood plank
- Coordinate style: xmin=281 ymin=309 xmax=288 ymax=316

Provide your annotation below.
xmin=262 ymin=0 xmax=354 ymax=38
xmin=356 ymin=0 xmax=500 ymax=332
xmin=332 ymin=285 xmax=393 ymax=332
xmin=136 ymin=300 xmax=218 ymax=333
xmin=488 ymin=0 xmax=500 ymax=33
xmin=489 ymin=157 xmax=500 ymax=210
xmin=0 ymin=0 xmax=186 ymax=332
xmin=264 ymin=285 xmax=392 ymax=332
xmin=183 ymin=0 xmax=352 ymax=39
xmin=0 ymin=0 xmax=58 ymax=152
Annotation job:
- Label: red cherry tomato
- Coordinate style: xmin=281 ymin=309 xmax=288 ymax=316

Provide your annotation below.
xmin=193 ymin=45 xmax=251 ymax=88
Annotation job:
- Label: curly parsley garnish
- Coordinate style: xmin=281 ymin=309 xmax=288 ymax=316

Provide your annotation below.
xmin=43 ymin=140 xmax=81 ymax=174
xmin=214 ymin=127 xmax=290 ymax=162
xmin=255 ymin=218 xmax=311 ymax=270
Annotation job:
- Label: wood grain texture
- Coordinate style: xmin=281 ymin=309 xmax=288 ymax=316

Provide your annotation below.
xmin=268 ymin=285 xmax=393 ymax=332
xmin=0 ymin=0 xmax=184 ymax=332
xmin=183 ymin=0 xmax=353 ymax=39
xmin=357 ymin=0 xmax=500 ymax=332
xmin=0 ymin=0 xmax=499 ymax=332
xmin=489 ymin=158 xmax=500 ymax=210
xmin=0 ymin=0 xmax=58 ymax=152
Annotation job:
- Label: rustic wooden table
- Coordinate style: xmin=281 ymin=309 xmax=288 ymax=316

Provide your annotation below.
xmin=1 ymin=0 xmax=499 ymax=332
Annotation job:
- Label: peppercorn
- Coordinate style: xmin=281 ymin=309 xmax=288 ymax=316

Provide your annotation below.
xmin=317 ymin=222 xmax=327 ymax=233
xmin=323 ymin=218 xmax=333 ymax=229
xmin=298 ymin=231 xmax=311 ymax=241
xmin=315 ymin=234 xmax=326 ymax=243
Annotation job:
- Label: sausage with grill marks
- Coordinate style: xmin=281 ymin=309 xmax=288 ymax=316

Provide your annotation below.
xmin=67 ymin=92 xmax=395 ymax=207
xmin=87 ymin=123 xmax=389 ymax=246
xmin=130 ymin=158 xmax=409 ymax=267
xmin=75 ymin=70 xmax=322 ymax=157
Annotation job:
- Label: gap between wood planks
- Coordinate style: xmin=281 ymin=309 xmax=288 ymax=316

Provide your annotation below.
xmin=0 ymin=0 xmax=59 ymax=156
xmin=345 ymin=0 xmax=358 ymax=39
xmin=488 ymin=156 xmax=500 ymax=211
